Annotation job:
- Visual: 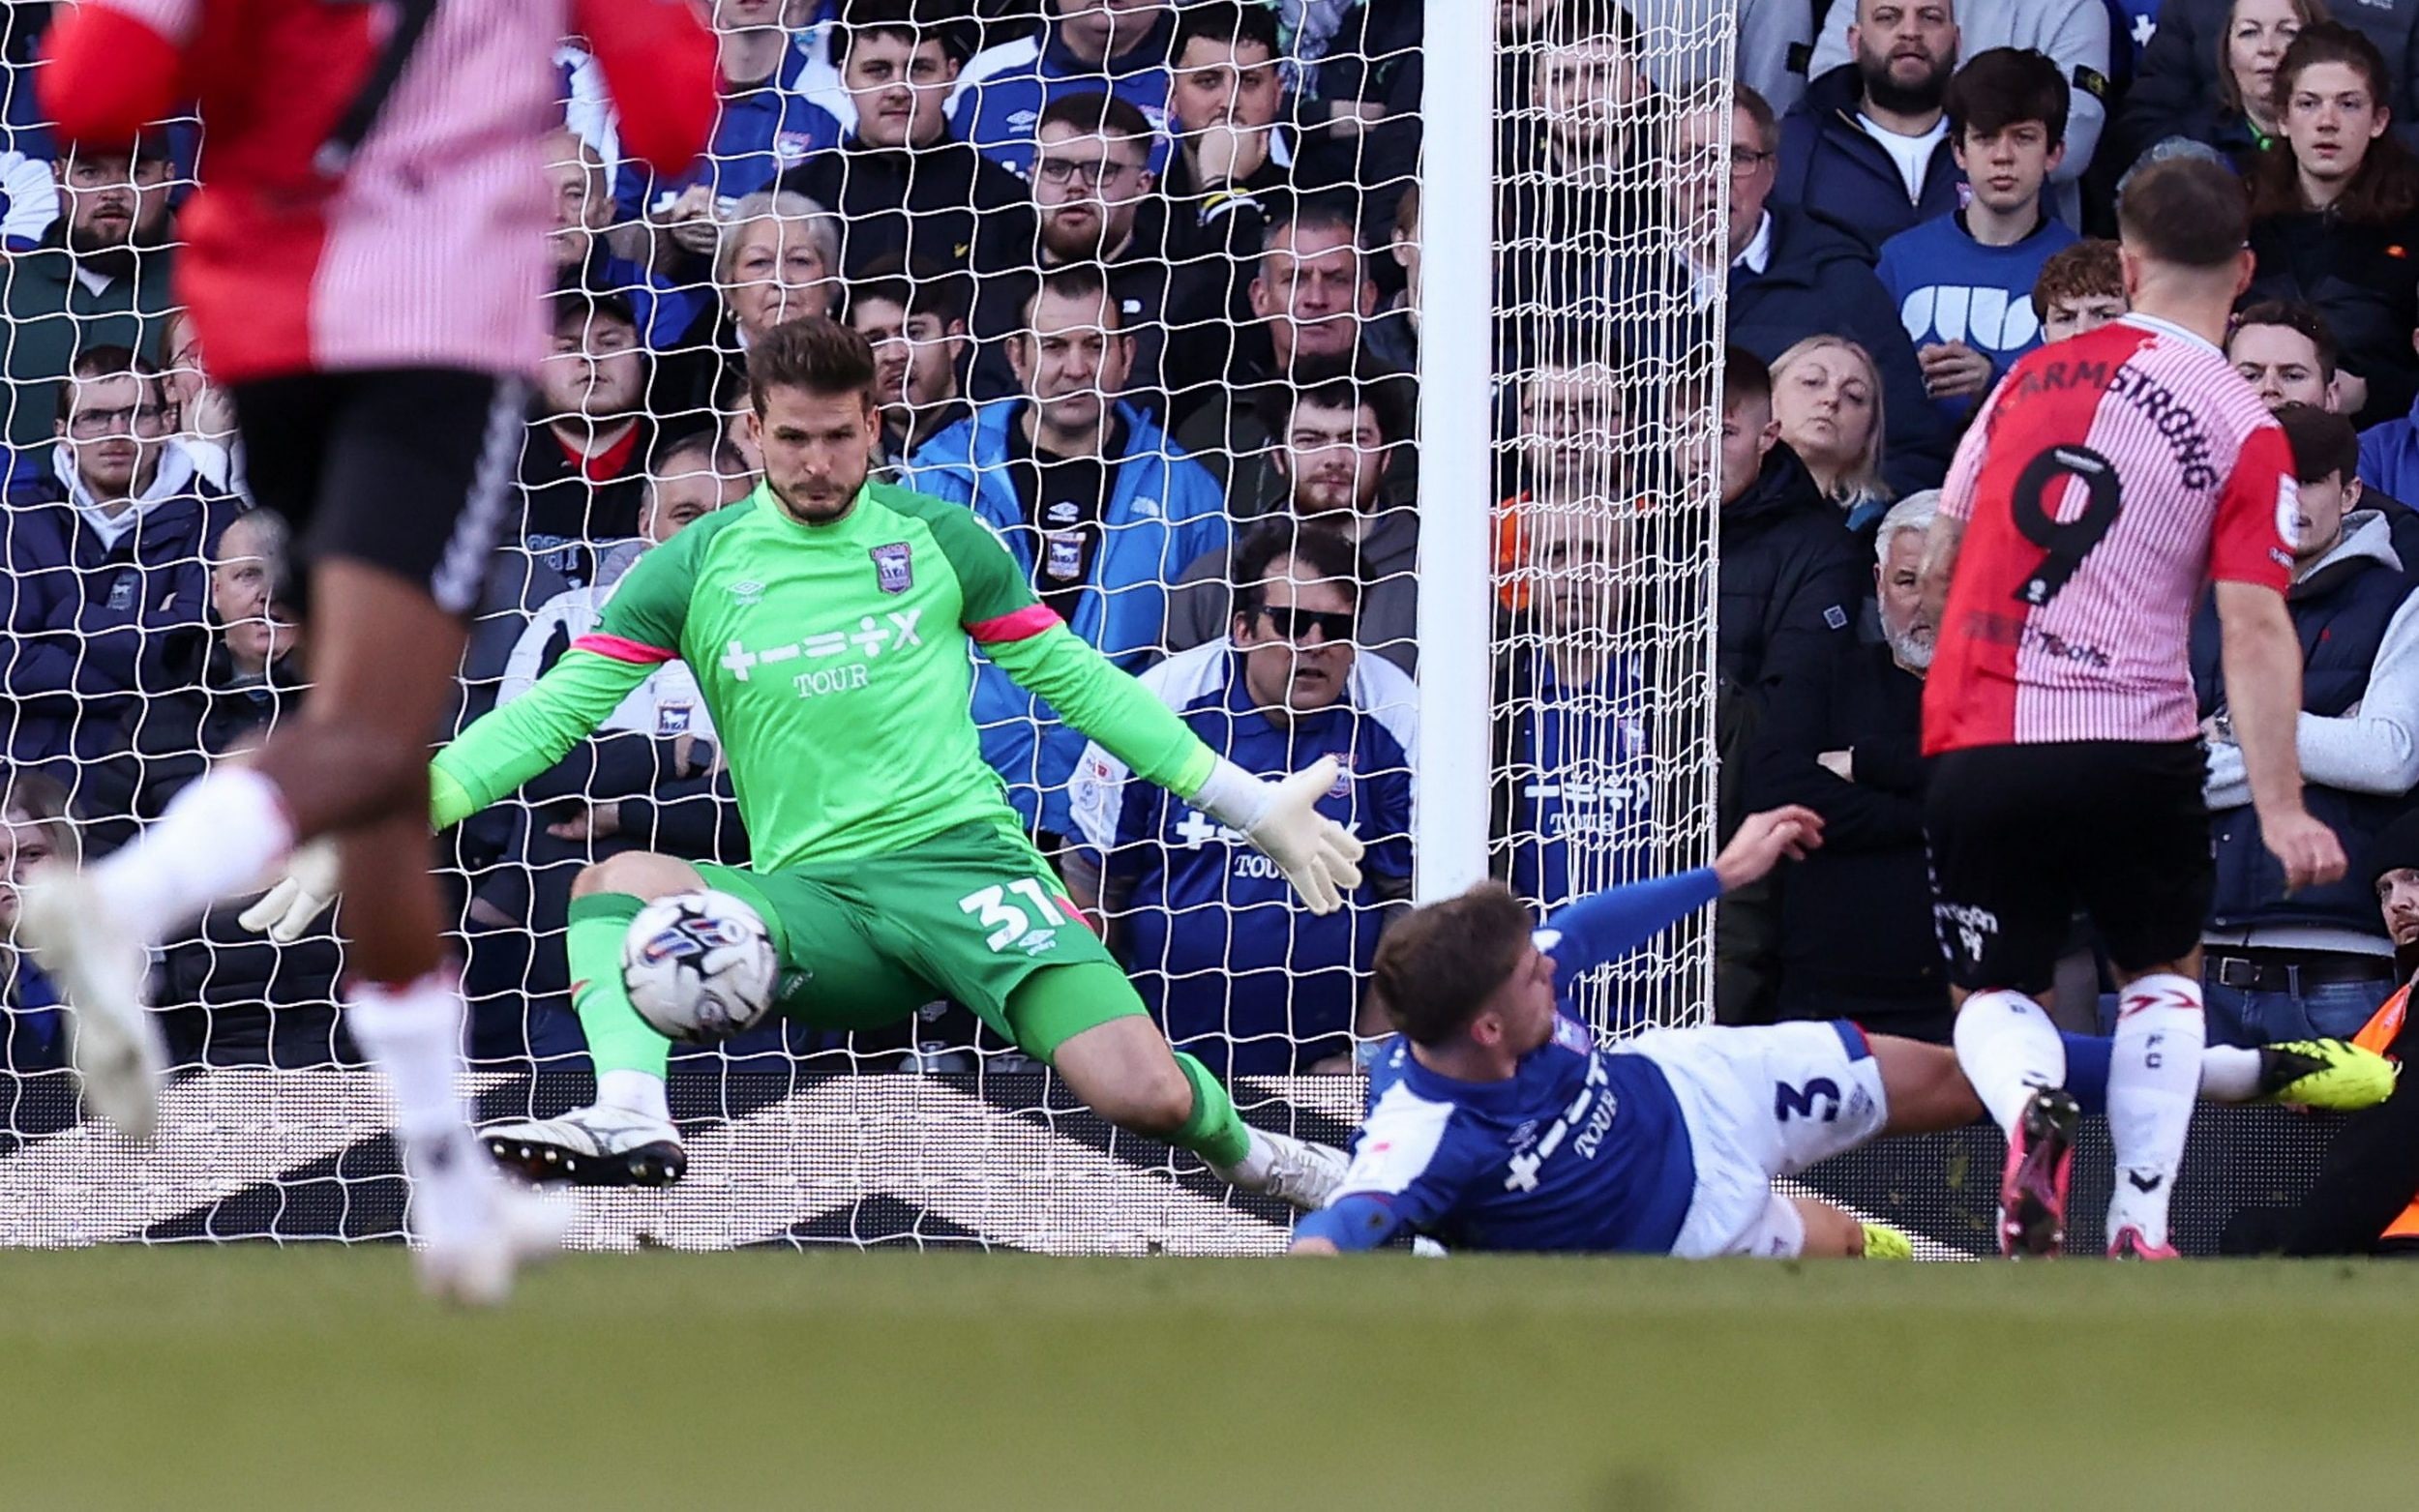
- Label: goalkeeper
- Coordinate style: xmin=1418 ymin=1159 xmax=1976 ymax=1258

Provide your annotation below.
xmin=257 ymin=317 xmax=1363 ymax=1202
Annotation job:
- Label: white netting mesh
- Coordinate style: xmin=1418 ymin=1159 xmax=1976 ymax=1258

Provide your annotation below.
xmin=1491 ymin=0 xmax=1727 ymax=1035
xmin=0 ymin=0 xmax=1726 ymax=1249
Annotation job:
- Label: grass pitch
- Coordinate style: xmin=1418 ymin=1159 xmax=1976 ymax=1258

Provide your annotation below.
xmin=3 ymin=1248 xmax=2410 ymax=1511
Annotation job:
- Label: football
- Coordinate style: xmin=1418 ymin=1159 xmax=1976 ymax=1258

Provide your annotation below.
xmin=620 ymin=890 xmax=779 ymax=1044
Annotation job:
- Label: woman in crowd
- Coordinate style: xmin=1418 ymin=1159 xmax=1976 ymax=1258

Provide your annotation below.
xmin=0 ymin=772 xmax=75 ymax=1071
xmin=1770 ymin=335 xmax=1892 ymax=537
xmin=2112 ymin=0 xmax=2322 ymax=174
xmin=2246 ymin=22 xmax=2419 ymax=424
xmin=158 ymin=306 xmax=242 ymax=496
xmin=652 ymin=190 xmax=844 ymax=429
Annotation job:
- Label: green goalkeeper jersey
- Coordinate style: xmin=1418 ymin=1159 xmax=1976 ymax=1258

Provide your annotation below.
xmin=431 ymin=480 xmax=1219 ymax=869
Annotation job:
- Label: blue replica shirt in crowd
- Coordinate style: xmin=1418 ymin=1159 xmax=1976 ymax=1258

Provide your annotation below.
xmin=1502 ymin=650 xmax=1655 ymax=912
xmin=2108 ymin=0 xmax=2160 ymax=74
xmin=4 ymin=955 xmax=63 ymax=1070
xmin=1069 ymin=642 xmax=1417 ymax=1077
xmin=1294 ymin=869 xmax=1726 ymax=1254
xmin=613 ymin=46 xmax=845 ymax=221
xmin=948 ymin=29 xmax=1176 ymax=179
xmin=1875 ymin=210 xmax=2078 ymax=423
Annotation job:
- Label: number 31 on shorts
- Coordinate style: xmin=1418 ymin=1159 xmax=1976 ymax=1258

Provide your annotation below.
xmin=957 ymin=878 xmax=1071 ymax=951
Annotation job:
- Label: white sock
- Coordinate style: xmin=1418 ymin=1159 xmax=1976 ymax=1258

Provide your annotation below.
xmin=1953 ymin=989 xmax=2067 ymax=1133
xmin=2105 ymin=972 xmax=2204 ymax=1248
xmin=347 ymin=967 xmax=490 ymax=1243
xmin=597 ymin=1069 xmax=671 ymax=1124
xmin=91 ymin=764 xmax=296 ymax=940
xmin=2196 ymin=1044 xmax=2261 ymax=1102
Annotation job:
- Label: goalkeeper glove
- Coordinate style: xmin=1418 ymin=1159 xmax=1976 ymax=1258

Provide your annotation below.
xmin=1193 ymin=755 xmax=1366 ymax=915
xmin=235 ymin=838 xmax=342 ymax=943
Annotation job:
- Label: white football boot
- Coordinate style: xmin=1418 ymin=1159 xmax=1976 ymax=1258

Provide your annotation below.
xmin=482 ymin=1103 xmax=687 ymax=1187
xmin=415 ymin=1174 xmax=575 ymax=1307
xmin=15 ymin=868 xmax=164 ymax=1140
xmin=1213 ymin=1126 xmax=1351 ymax=1210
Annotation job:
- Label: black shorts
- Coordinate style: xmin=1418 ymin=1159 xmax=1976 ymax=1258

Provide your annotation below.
xmin=231 ymin=368 xmax=529 ymax=619
xmin=1924 ymin=740 xmax=2211 ymax=994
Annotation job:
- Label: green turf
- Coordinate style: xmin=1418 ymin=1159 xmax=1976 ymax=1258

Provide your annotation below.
xmin=3 ymin=1248 xmax=2411 ymax=1511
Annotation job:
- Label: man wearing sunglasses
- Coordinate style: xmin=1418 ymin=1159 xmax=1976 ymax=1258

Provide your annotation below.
xmin=1068 ymin=523 xmax=1418 ymax=1079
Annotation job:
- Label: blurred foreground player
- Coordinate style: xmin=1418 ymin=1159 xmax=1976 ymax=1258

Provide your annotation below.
xmin=1291 ymin=809 xmax=2389 ymax=1260
xmin=24 ymin=0 xmax=717 ymax=1302
xmin=1918 ymin=157 xmax=2346 ymax=1260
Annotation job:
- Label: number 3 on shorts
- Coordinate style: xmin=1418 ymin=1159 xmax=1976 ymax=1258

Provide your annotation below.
xmin=957 ymin=877 xmax=1068 ymax=951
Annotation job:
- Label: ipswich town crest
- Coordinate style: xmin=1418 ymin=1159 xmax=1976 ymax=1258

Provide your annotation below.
xmin=871 ymin=543 xmax=913 ymax=594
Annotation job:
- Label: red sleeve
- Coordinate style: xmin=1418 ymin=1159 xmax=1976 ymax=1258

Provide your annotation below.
xmin=2210 ymin=418 xmax=2297 ymax=593
xmin=40 ymin=5 xmax=187 ymax=149
xmin=575 ymin=0 xmax=719 ymax=175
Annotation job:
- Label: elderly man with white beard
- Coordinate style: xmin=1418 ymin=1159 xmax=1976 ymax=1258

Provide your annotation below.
xmin=1747 ymin=491 xmax=1956 ymax=1043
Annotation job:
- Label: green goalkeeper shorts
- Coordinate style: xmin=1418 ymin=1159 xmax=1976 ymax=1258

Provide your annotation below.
xmin=693 ymin=818 xmax=1141 ymax=1056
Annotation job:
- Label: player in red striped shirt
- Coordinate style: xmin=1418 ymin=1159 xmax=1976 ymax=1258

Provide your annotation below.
xmin=21 ymin=0 xmax=715 ymax=1302
xmin=1917 ymin=157 xmax=2348 ymax=1259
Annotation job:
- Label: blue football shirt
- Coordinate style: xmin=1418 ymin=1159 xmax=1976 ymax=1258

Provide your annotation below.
xmin=1293 ymin=869 xmax=1724 ymax=1254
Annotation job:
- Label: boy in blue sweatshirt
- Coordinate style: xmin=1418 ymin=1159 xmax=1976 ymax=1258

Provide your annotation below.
xmin=1876 ymin=47 xmax=2078 ymax=428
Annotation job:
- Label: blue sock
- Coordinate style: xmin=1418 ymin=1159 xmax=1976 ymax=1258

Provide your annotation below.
xmin=2062 ymin=1031 xmax=2111 ymax=1116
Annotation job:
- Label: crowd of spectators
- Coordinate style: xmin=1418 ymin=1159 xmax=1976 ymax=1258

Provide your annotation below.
xmin=5 ymin=0 xmax=2419 ymax=1093
xmin=1711 ymin=0 xmax=2419 ymax=1055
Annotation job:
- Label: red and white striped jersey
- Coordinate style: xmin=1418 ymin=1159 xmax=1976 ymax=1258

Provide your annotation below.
xmin=1924 ymin=313 xmax=2297 ymax=756
xmin=42 ymin=0 xmax=712 ymax=387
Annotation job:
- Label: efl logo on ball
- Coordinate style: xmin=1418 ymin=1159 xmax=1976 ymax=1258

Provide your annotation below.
xmin=622 ymin=891 xmax=779 ymax=1045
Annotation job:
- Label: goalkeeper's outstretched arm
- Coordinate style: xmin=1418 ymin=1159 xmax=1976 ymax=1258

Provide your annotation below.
xmin=429 ymin=646 xmax=657 ymax=829
xmin=974 ymin=612 xmax=1366 ymax=914
xmin=239 ymin=642 xmax=653 ymax=940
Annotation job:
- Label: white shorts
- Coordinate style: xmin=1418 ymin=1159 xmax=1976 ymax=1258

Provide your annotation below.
xmin=1628 ymin=1021 xmax=1892 ymax=1260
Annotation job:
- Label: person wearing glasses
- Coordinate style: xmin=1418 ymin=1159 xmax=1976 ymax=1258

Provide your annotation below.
xmin=1 ymin=344 xmax=241 ymax=782
xmin=1875 ymin=50 xmax=2078 ymax=425
xmin=967 ymin=91 xmax=1211 ymax=418
xmin=1067 ymin=522 xmax=1417 ymax=1079
xmin=3 ymin=134 xmax=179 ymax=451
xmin=1673 ymin=82 xmax=1954 ymax=498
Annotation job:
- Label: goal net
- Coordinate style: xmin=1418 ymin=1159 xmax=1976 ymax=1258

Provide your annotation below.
xmin=0 ymin=0 xmax=1728 ymax=1253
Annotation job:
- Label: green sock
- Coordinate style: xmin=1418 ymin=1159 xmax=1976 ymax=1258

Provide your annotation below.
xmin=1172 ymin=1051 xmax=1253 ymax=1169
xmin=566 ymin=893 xmax=671 ymax=1081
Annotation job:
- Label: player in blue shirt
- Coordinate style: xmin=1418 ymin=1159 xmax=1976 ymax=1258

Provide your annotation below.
xmin=1295 ymin=807 xmax=2394 ymax=1259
